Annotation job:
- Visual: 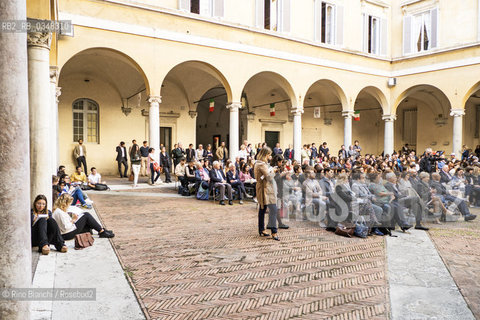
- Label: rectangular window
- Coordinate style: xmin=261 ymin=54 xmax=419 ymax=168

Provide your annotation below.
xmin=73 ymin=99 xmax=99 ymax=143
xmin=258 ymin=0 xmax=290 ymax=33
xmin=403 ymin=8 xmax=438 ymax=55
xmin=314 ymin=0 xmax=342 ymax=45
xmin=367 ymin=15 xmax=380 ymax=54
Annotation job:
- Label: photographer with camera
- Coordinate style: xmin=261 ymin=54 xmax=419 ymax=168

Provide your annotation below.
xmin=419 ymin=148 xmax=443 ymax=173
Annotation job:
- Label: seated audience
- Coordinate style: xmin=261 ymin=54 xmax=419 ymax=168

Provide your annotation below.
xmin=210 ymin=160 xmax=233 ymax=205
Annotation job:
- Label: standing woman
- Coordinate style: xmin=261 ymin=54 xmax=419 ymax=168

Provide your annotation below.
xmin=255 ymin=147 xmax=280 ymax=241
xmin=148 ymin=147 xmax=161 ymax=185
xmin=31 ymin=195 xmax=67 ymax=255
xmin=160 ymin=146 xmax=172 ymax=183
xmin=130 ymin=141 xmax=141 ymax=188
xmin=205 ymin=144 xmax=214 ymax=163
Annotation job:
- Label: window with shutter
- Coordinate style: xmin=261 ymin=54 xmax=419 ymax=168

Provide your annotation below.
xmin=281 ymin=0 xmax=291 ymax=33
xmin=316 ymin=1 xmax=335 ymax=44
xmin=403 ymin=15 xmax=412 ymax=55
xmin=430 ymin=7 xmax=438 ymax=48
xmin=179 ymin=0 xmax=190 ymax=11
xmin=255 ymin=0 xmax=264 ymax=28
xmin=336 ymin=5 xmax=343 ymax=46
xmin=380 ymin=18 xmax=387 ymax=56
xmin=366 ymin=15 xmax=380 ymax=54
xmin=213 ymin=0 xmax=224 ymax=18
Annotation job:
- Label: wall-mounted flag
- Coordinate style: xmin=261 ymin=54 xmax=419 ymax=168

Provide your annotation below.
xmin=314 ymin=107 xmax=321 ymax=118
xmin=353 ymin=110 xmax=360 ymax=121
xmin=270 ymin=103 xmax=275 ymax=116
xmin=209 ymin=99 xmax=214 ymax=112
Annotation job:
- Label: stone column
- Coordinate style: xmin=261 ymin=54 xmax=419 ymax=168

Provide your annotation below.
xmin=292 ymin=108 xmax=303 ymax=162
xmin=148 ymin=96 xmax=161 ymax=158
xmin=382 ymin=114 xmax=396 ymax=156
xmin=28 ymin=32 xmax=52 ymax=210
xmin=450 ymin=109 xmax=465 ymax=158
xmin=50 ymin=66 xmax=61 ymax=174
xmin=0 ymin=0 xmax=32 ymax=318
xmin=227 ymin=102 xmax=242 ymax=160
xmin=342 ymin=110 xmax=354 ymax=149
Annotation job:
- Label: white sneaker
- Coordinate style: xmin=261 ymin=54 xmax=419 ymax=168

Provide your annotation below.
xmin=85 ymin=198 xmax=94 ymax=205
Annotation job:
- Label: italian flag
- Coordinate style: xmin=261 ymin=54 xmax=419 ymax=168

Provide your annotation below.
xmin=270 ymin=103 xmax=275 ymax=116
xmin=353 ymin=111 xmax=360 ymax=121
xmin=209 ymin=99 xmax=214 ymax=112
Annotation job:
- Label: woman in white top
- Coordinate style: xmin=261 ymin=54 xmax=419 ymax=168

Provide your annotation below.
xmin=148 ymin=147 xmax=161 ymax=185
xmin=238 ymin=145 xmax=248 ymax=160
xmin=52 ymin=194 xmax=114 ymax=240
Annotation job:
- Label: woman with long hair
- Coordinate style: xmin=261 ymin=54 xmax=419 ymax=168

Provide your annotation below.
xmin=31 ymin=195 xmax=67 ymax=255
xmin=255 ymin=147 xmax=280 ymax=240
xmin=52 ymin=194 xmax=114 ymax=240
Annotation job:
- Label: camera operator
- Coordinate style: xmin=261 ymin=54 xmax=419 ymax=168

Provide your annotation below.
xmin=419 ymin=148 xmax=442 ymax=173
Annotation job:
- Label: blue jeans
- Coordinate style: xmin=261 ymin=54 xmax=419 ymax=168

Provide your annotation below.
xmin=71 ymin=187 xmax=86 ymax=205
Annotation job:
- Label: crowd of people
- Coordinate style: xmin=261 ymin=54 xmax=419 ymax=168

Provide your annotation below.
xmin=160 ymin=140 xmax=480 ymax=241
xmin=48 ymin=138 xmax=480 ymax=245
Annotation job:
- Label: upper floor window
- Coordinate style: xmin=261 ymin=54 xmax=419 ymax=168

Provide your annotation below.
xmin=256 ymin=0 xmax=291 ymax=33
xmin=73 ymin=98 xmax=99 ymax=143
xmin=178 ymin=0 xmax=224 ymax=18
xmin=314 ymin=0 xmax=343 ymax=46
xmin=363 ymin=13 xmax=387 ymax=56
xmin=403 ymin=8 xmax=438 ymax=55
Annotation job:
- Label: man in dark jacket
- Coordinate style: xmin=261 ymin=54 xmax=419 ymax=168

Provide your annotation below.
xmin=159 ymin=146 xmax=172 ymax=183
xmin=116 ymin=141 xmax=128 ymax=178
xmin=210 ymin=161 xmax=233 ymax=205
xmin=284 ymin=144 xmax=294 ymax=161
xmin=172 ymin=142 xmax=185 ymax=168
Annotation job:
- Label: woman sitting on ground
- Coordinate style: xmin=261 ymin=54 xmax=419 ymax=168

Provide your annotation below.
xmin=31 ymin=195 xmax=67 ymax=255
xmin=52 ymin=194 xmax=114 ymax=240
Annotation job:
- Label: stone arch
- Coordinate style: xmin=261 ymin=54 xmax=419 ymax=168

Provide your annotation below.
xmin=303 ymin=79 xmax=348 ymax=111
xmin=354 ymin=86 xmax=388 ymax=114
xmin=59 ymin=47 xmax=152 ymax=97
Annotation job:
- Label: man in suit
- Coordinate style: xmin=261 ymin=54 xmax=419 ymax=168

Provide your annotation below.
xmin=283 ymin=144 xmax=294 ymax=161
xmin=216 ymin=141 xmax=228 ymax=164
xmin=73 ymin=139 xmax=87 ymax=174
xmin=273 ymin=143 xmax=283 ymax=156
xmin=439 ymin=164 xmax=454 ymax=184
xmin=172 ymin=142 xmax=185 ymax=168
xmin=320 ymin=167 xmax=337 ymax=229
xmin=160 ymin=146 xmax=172 ymax=183
xmin=186 ymin=143 xmax=196 ymax=163
xmin=116 ymin=141 xmax=128 ymax=178
xmin=210 ymin=161 xmax=233 ymax=205
xmin=338 ymin=145 xmax=348 ymax=160
xmin=226 ymin=163 xmax=251 ymax=204
xmin=384 ymin=172 xmax=426 ymax=230
xmin=430 ymin=173 xmax=476 ymax=221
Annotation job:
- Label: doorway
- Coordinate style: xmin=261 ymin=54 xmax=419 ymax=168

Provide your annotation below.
xmin=160 ymin=127 xmax=172 ymax=153
xmin=265 ymin=131 xmax=280 ymax=149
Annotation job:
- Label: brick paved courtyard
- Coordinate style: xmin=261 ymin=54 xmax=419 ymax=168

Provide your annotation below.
xmin=91 ymin=192 xmax=389 ymax=320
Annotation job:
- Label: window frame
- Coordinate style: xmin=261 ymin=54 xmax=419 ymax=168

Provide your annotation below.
xmin=315 ymin=0 xmax=336 ymax=45
xmin=72 ymin=98 xmax=100 ymax=144
xmin=367 ymin=14 xmax=380 ymax=55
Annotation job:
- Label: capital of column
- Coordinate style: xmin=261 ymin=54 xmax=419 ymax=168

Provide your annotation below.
xmin=188 ymin=110 xmax=198 ymax=118
xmin=148 ymin=95 xmax=162 ymax=105
xmin=27 ymin=32 xmax=52 ymax=49
xmin=49 ymin=66 xmax=59 ymax=84
xmin=382 ymin=114 xmax=397 ymax=122
xmin=450 ymin=109 xmax=465 ymax=117
xmin=291 ymin=107 xmax=304 ymax=116
xmin=227 ymin=102 xmax=242 ymax=111
xmin=342 ymin=110 xmax=355 ymax=118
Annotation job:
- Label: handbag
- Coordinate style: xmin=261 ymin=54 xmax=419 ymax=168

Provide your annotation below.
xmin=128 ymin=173 xmax=134 ymax=181
xmin=153 ymin=162 xmax=161 ymax=172
xmin=334 ymin=223 xmax=355 ymax=238
xmin=354 ymin=217 xmax=369 ymax=238
xmin=74 ymin=232 xmax=95 ymax=250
